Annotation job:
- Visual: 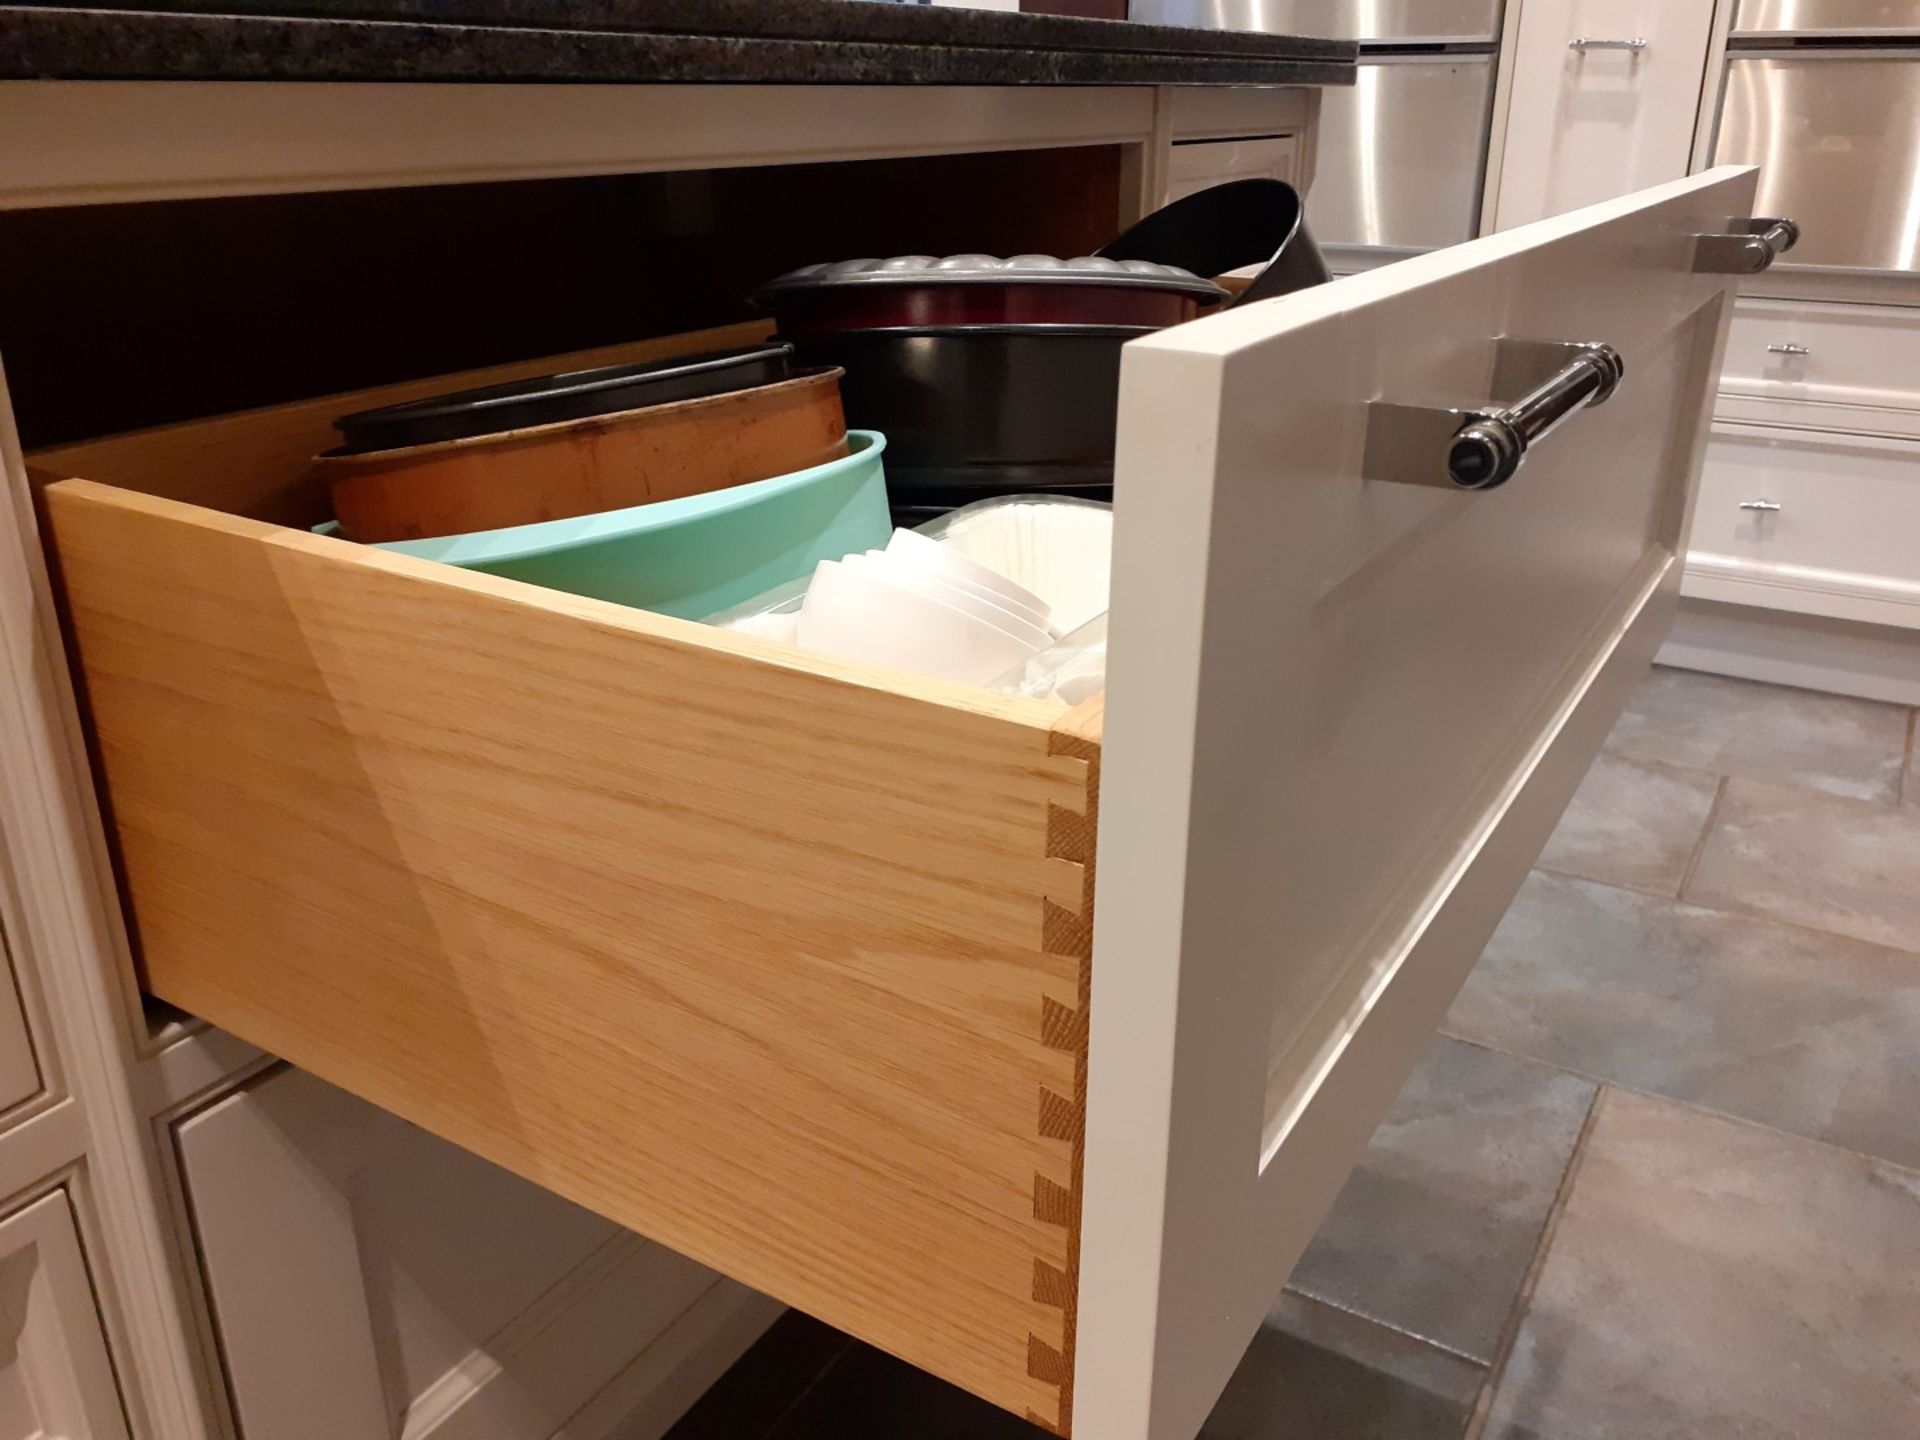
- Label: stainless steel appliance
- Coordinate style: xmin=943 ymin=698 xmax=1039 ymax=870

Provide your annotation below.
xmin=1132 ymin=0 xmax=1503 ymax=257
xmin=1711 ymin=0 xmax=1920 ymax=293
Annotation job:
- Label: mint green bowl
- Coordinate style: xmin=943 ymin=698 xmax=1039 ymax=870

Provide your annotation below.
xmin=317 ymin=431 xmax=890 ymax=620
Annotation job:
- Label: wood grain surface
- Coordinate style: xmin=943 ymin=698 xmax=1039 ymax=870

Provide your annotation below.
xmin=42 ymin=471 xmax=1101 ymax=1427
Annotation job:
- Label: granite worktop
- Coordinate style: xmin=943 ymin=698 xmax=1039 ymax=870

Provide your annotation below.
xmin=0 ymin=0 xmax=1356 ymax=85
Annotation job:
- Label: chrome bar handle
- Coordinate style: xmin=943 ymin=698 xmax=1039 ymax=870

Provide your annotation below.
xmin=1568 ymin=36 xmax=1646 ymax=50
xmin=1365 ymin=339 xmax=1626 ymax=492
xmin=1738 ymin=499 xmax=1782 ymax=512
xmin=1766 ymin=343 xmax=1810 ymax=356
xmin=1694 ymin=217 xmax=1801 ymax=274
xmin=1447 ymin=344 xmax=1626 ymax=489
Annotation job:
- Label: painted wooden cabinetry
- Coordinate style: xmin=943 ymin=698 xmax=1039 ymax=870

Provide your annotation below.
xmin=0 ymin=78 xmax=1332 ymax=1440
xmin=173 ymin=1067 xmax=772 ymax=1440
xmin=0 ymin=939 xmax=40 ymax=1122
xmin=0 ymin=1191 xmax=129 ymax=1440
xmin=1492 ymin=0 xmax=1719 ymax=228
xmin=24 ymin=165 xmax=1757 ymax=1440
xmin=1676 ymin=291 xmax=1920 ymax=697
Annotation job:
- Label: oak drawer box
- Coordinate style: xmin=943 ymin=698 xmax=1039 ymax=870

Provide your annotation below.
xmin=30 ymin=170 xmax=1756 ymax=1440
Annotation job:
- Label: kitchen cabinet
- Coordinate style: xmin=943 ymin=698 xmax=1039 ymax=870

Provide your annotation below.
xmin=1654 ymin=3 xmax=1920 ymax=701
xmin=1168 ymin=137 xmax=1301 ymax=203
xmin=0 ymin=65 xmax=1332 ymax=1440
xmin=1686 ymin=424 xmax=1920 ymax=631
xmin=173 ymin=1065 xmax=744 ymax=1440
xmin=1677 ymin=292 xmax=1920 ymax=683
xmin=0 ymin=1190 xmax=131 ymax=1440
xmin=0 ymin=936 xmax=40 ymax=1121
xmin=27 ymin=165 xmax=1758 ymax=1440
xmin=1717 ymin=298 xmax=1920 ymax=434
xmin=1493 ymin=0 xmax=1719 ymax=229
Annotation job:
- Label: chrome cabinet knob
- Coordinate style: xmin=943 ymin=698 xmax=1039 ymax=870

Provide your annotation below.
xmin=1765 ymin=343 xmax=1810 ymax=356
xmin=1738 ymin=499 xmax=1782 ymax=512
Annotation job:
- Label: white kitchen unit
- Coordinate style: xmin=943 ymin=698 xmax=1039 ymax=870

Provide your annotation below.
xmin=1653 ymin=0 xmax=1920 ymax=701
xmin=1491 ymin=0 xmax=1721 ymax=227
xmin=1164 ymin=87 xmax=1317 ymax=204
xmin=1715 ymin=298 xmax=1920 ymax=438
xmin=0 ymin=69 xmax=1337 ymax=1440
xmin=0 ymin=940 xmax=41 ymax=1124
xmin=0 ymin=1190 xmax=130 ymax=1440
xmin=173 ymin=1066 xmax=768 ymax=1440
xmin=9 ymin=153 xmax=1767 ymax=1440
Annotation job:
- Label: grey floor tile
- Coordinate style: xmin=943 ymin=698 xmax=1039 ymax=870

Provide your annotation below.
xmin=1286 ymin=1037 xmax=1595 ymax=1364
xmin=1484 ymin=1089 xmax=1920 ymax=1440
xmin=1536 ymin=753 xmax=1719 ymax=895
xmin=1606 ymin=667 xmax=1908 ymax=803
xmin=1687 ymin=777 xmax=1920 ymax=953
xmin=1450 ymin=871 xmax=1920 ymax=1167
xmin=1204 ymin=1293 xmax=1482 ymax=1440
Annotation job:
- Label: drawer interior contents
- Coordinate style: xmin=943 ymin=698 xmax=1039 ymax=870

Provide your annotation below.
xmin=27 ymin=321 xmax=1108 ymax=1433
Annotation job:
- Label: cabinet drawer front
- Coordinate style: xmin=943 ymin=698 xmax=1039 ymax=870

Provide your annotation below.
xmin=1686 ymin=422 xmax=1920 ymax=627
xmin=1722 ymin=298 xmax=1920 ymax=414
xmin=1167 ymin=137 xmax=1299 ymax=203
xmin=176 ymin=1065 xmax=720 ymax=1440
xmin=1493 ymin=0 xmax=1718 ymax=229
xmin=0 ymin=1191 xmax=131 ymax=1440
xmin=1080 ymin=167 xmax=1751 ymax=1440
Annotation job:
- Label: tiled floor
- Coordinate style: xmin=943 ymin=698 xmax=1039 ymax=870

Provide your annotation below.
xmin=662 ymin=667 xmax=1920 ymax=1440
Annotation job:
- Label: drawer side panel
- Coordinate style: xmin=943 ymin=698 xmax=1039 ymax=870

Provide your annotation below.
xmin=43 ymin=481 xmax=1095 ymax=1428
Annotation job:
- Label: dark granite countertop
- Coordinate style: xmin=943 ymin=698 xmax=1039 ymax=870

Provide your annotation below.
xmin=0 ymin=0 xmax=1356 ymax=85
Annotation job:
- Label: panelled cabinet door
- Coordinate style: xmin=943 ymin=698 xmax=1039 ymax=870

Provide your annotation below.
xmin=175 ymin=1066 xmax=721 ymax=1440
xmin=1077 ymin=167 xmax=1755 ymax=1439
xmin=1493 ymin=0 xmax=1718 ymax=228
xmin=0 ymin=931 xmax=40 ymax=1118
xmin=0 ymin=1191 xmax=131 ymax=1440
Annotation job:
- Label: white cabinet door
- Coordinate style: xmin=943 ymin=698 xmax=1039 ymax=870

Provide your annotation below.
xmin=1686 ymin=422 xmax=1920 ymax=629
xmin=0 ymin=931 xmax=40 ymax=1119
xmin=174 ymin=1066 xmax=722 ymax=1440
xmin=1493 ymin=0 xmax=1718 ymax=228
xmin=0 ymin=1190 xmax=130 ymax=1440
xmin=1079 ymin=166 xmax=1755 ymax=1439
xmin=1167 ymin=138 xmax=1301 ymax=204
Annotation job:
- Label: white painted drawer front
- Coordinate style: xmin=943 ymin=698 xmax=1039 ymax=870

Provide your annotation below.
xmin=1686 ymin=422 xmax=1920 ymax=628
xmin=1493 ymin=0 xmax=1718 ymax=229
xmin=1081 ymin=167 xmax=1753 ymax=1440
xmin=0 ymin=931 xmax=41 ymax=1119
xmin=1168 ymin=137 xmax=1300 ymax=203
xmin=0 ymin=1190 xmax=131 ymax=1440
xmin=176 ymin=1066 xmax=722 ymax=1440
xmin=1721 ymin=299 xmax=1920 ymax=414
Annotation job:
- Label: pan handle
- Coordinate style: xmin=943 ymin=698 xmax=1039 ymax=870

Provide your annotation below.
xmin=1096 ymin=179 xmax=1332 ymax=309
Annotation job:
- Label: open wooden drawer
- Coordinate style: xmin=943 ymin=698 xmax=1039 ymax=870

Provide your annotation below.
xmin=29 ymin=169 xmax=1758 ymax=1440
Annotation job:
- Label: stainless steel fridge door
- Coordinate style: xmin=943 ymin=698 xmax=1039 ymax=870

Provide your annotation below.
xmin=1307 ymin=53 xmax=1495 ymax=250
xmin=1715 ymin=52 xmax=1920 ymax=275
xmin=1732 ymin=0 xmax=1920 ymax=39
xmin=1129 ymin=0 xmax=1502 ymax=43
